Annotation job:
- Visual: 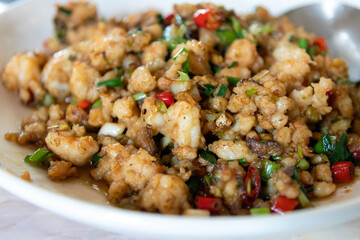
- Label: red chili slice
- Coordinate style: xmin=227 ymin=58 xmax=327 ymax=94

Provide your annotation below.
xmin=352 ymin=150 xmax=360 ymax=161
xmin=193 ymin=8 xmax=223 ymax=31
xmin=77 ymin=99 xmax=91 ymax=110
xmin=326 ymin=90 xmax=335 ymax=106
xmin=164 ymin=13 xmax=175 ymax=26
xmin=156 ymin=92 xmax=174 ymax=107
xmin=195 ymin=196 xmax=223 ymax=212
xmin=271 ymin=195 xmax=299 ymax=214
xmin=331 ymin=161 xmax=355 ymax=183
xmin=243 ymin=166 xmax=261 ymax=207
xmin=312 ymin=37 xmax=327 ymax=51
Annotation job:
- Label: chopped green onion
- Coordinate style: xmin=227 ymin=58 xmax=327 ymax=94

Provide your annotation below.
xmin=298 ymin=190 xmax=312 ymax=208
xmin=91 ymin=154 xmax=102 ymax=164
xmin=203 ymin=84 xmax=216 ymax=96
xmin=216 ymin=29 xmax=236 ymax=46
xmin=260 ymin=25 xmax=272 ymax=33
xmin=250 ymin=208 xmax=271 ymax=215
xmin=217 ymin=84 xmax=227 ymax=97
xmin=272 ymin=156 xmax=283 ymax=161
xmin=97 ymin=77 xmax=122 ymax=88
xmin=102 ymin=52 xmax=110 ymax=65
xmin=229 ymin=61 xmax=238 ymax=68
xmin=298 ymin=38 xmax=308 ymax=50
xmin=260 ymin=160 xmax=281 ymax=181
xmin=231 ymin=17 xmax=244 ymax=38
xmin=215 ymin=187 xmax=222 ymax=197
xmin=238 ymin=158 xmax=246 ymax=164
xmin=314 ymin=134 xmax=333 ymax=153
xmin=173 ymin=47 xmax=189 ymax=60
xmin=290 ymin=35 xmax=297 ymax=41
xmin=91 ymin=99 xmax=102 ymax=109
xmin=59 ymin=6 xmax=72 ymax=15
xmin=177 ymin=71 xmax=190 ymax=81
xmin=227 ymin=76 xmax=242 ymax=86
xmin=205 ymin=113 xmax=220 ymax=122
xmin=199 ymin=149 xmax=217 ymax=164
xmin=246 ymin=88 xmax=258 ymax=96
xmin=260 ymin=139 xmax=268 ymax=143
xmin=204 ymin=175 xmax=211 ymax=185
xmin=297 ymin=159 xmax=310 ymax=170
xmin=292 ymin=168 xmax=306 ymax=193
xmin=43 ymin=94 xmax=54 ymax=106
xmin=132 ymin=92 xmax=147 ymax=101
xmin=24 ymin=148 xmax=52 ymax=164
xmin=297 ymin=145 xmax=304 ymax=158
xmin=156 ymin=100 xmax=167 ymax=113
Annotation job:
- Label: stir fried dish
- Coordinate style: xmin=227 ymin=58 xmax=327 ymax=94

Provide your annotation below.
xmin=2 ymin=1 xmax=360 ymax=216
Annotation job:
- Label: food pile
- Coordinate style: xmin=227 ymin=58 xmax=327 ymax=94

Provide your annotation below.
xmin=2 ymin=1 xmax=360 ymax=216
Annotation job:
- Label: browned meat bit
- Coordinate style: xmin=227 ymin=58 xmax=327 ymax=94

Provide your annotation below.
xmin=247 ymin=138 xmax=283 ymax=159
xmin=65 ymin=104 xmax=88 ymax=125
xmin=47 ymin=160 xmax=78 ymax=181
xmin=134 ymin=124 xmax=158 ymax=156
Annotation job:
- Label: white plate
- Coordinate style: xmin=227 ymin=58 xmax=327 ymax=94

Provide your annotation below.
xmin=1 ymin=0 xmax=360 ymax=239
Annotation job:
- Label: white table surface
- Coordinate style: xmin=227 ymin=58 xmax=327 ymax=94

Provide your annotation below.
xmin=0 ymin=186 xmax=360 ymax=240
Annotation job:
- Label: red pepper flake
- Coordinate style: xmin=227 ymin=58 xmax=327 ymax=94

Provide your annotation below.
xmin=331 ymin=161 xmax=355 ymax=183
xmin=77 ymin=99 xmax=91 ymax=110
xmin=164 ymin=13 xmax=175 ymax=26
xmin=195 ymin=196 xmax=223 ymax=212
xmin=243 ymin=166 xmax=261 ymax=207
xmin=312 ymin=37 xmax=327 ymax=51
xmin=326 ymin=90 xmax=335 ymax=106
xmin=271 ymin=195 xmax=299 ymax=214
xmin=193 ymin=8 xmax=223 ymax=31
xmin=156 ymin=92 xmax=174 ymax=107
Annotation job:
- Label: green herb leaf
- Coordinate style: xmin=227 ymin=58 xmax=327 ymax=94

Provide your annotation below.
xmin=246 ymin=88 xmax=258 ymax=96
xmin=229 ymin=61 xmax=238 ymax=68
xmin=97 ymin=77 xmax=122 ymax=88
xmin=329 ymin=134 xmax=356 ymax=164
xmin=227 ymin=76 xmax=242 ymax=86
xmin=199 ymin=149 xmax=217 ymax=164
xmin=331 ymin=118 xmax=339 ymax=124
xmin=156 ymin=14 xmax=164 ymax=25
xmin=217 ymin=84 xmax=227 ymax=97
xmin=213 ymin=65 xmax=221 ymax=73
xmin=216 ymin=29 xmax=236 ymax=46
xmin=91 ymin=99 xmax=102 ymax=109
xmin=132 ymin=92 xmax=147 ymax=101
xmin=203 ymin=84 xmax=216 ymax=96
xmin=186 ymin=176 xmax=201 ymax=195
xmin=59 ymin=6 xmax=72 ymax=15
